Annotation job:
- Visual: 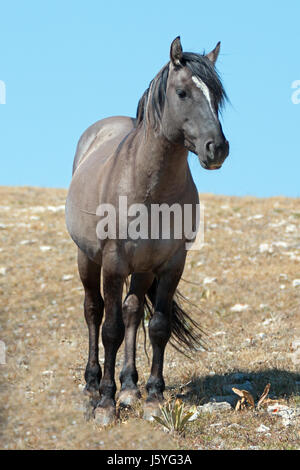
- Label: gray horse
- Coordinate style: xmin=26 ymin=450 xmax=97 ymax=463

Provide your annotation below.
xmin=65 ymin=37 xmax=229 ymax=425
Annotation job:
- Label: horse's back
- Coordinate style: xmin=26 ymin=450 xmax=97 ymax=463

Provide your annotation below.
xmin=66 ymin=115 xmax=135 ymax=261
xmin=72 ymin=116 xmax=136 ymax=174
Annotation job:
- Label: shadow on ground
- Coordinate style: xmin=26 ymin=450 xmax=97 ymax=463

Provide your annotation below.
xmin=170 ymin=368 xmax=300 ymax=406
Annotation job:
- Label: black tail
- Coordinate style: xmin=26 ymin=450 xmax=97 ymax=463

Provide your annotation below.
xmin=144 ymin=278 xmax=206 ymax=357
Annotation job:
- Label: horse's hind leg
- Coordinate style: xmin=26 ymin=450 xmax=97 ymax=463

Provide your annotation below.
xmin=119 ymin=273 xmax=154 ymax=407
xmin=78 ymin=248 xmax=104 ymax=400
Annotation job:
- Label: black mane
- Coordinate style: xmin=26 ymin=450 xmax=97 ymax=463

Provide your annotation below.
xmin=136 ymin=52 xmax=227 ymax=130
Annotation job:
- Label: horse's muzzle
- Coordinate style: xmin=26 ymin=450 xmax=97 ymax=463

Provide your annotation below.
xmin=200 ymin=139 xmax=229 ymax=170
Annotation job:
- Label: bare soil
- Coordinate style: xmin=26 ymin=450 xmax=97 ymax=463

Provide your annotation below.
xmin=0 ymin=186 xmax=299 ymax=450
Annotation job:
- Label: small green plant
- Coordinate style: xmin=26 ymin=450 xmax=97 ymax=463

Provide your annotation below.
xmin=152 ymin=399 xmax=194 ymax=434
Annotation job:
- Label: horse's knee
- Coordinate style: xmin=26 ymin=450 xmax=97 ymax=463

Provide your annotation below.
xmin=123 ymin=294 xmax=142 ymax=327
xmin=148 ymin=311 xmax=171 ymax=345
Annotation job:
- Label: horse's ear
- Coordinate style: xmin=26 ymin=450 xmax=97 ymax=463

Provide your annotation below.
xmin=206 ymin=41 xmax=221 ymax=65
xmin=170 ymin=36 xmax=183 ymax=66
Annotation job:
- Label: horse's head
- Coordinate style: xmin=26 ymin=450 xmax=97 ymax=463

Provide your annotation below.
xmin=162 ymin=37 xmax=229 ymax=170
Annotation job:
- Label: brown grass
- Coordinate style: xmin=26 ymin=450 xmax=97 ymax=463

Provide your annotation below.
xmin=0 ymin=186 xmax=299 ymax=450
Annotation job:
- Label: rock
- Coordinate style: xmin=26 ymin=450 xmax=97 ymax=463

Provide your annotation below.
xmin=279 ymin=273 xmax=288 ymax=280
xmin=256 ymin=424 xmax=270 ymax=433
xmin=209 ymin=395 xmax=237 ymax=407
xmin=291 ymin=339 xmax=300 ymax=351
xmin=256 ymin=333 xmax=267 ymax=339
xmin=259 ymin=304 xmax=269 ymax=309
xmin=248 ymin=214 xmax=264 ymax=221
xmin=20 ymin=239 xmax=37 ymax=245
xmin=203 ymin=277 xmax=217 ymax=285
xmin=47 ymin=205 xmax=65 ymax=212
xmin=230 ymin=304 xmax=249 ymax=313
xmin=292 ymin=279 xmax=300 ymax=288
xmin=267 ymin=404 xmax=300 ymax=426
xmin=262 ymin=318 xmax=274 ymax=326
xmin=40 ymin=246 xmax=52 ymax=252
xmin=61 ymin=274 xmax=74 ymax=281
xmin=0 ymin=267 xmax=6 ymax=276
xmin=285 ymin=224 xmax=296 ymax=233
xmin=197 ymin=401 xmax=232 ymax=413
xmin=273 ymin=242 xmax=288 ymax=249
xmin=188 ymin=410 xmax=200 ymax=422
xmin=227 ymin=423 xmax=244 ymax=430
xmin=259 ymin=243 xmax=274 ymax=254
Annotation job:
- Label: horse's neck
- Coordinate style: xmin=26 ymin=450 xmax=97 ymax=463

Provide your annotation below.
xmin=135 ymin=129 xmax=189 ymax=201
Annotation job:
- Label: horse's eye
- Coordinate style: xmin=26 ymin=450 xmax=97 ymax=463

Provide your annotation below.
xmin=176 ymin=89 xmax=186 ymax=99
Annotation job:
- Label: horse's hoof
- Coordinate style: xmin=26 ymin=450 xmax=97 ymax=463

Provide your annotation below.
xmin=143 ymin=401 xmax=162 ymax=421
xmin=118 ymin=389 xmax=141 ymax=408
xmin=94 ymin=406 xmax=116 ymax=426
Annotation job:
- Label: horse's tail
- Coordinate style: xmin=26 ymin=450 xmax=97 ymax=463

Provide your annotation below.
xmin=143 ymin=278 xmax=206 ymax=357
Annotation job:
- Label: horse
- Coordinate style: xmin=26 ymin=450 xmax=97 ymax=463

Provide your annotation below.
xmin=65 ymin=37 xmax=229 ymax=425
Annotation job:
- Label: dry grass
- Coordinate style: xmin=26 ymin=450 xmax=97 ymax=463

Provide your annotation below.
xmin=0 ymin=186 xmax=299 ymax=450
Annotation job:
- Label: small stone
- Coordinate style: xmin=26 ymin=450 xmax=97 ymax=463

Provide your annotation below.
xmin=42 ymin=370 xmax=54 ymax=376
xmin=188 ymin=410 xmax=200 ymax=422
xmin=209 ymin=395 xmax=237 ymax=407
xmin=248 ymin=214 xmax=264 ymax=221
xmin=227 ymin=423 xmax=243 ymax=430
xmin=256 ymin=424 xmax=270 ymax=433
xmin=257 ymin=333 xmax=267 ymax=339
xmin=291 ymin=339 xmax=300 ymax=351
xmin=40 ymin=246 xmax=52 ymax=252
xmin=262 ymin=318 xmax=274 ymax=326
xmin=259 ymin=304 xmax=269 ymax=309
xmin=292 ymin=279 xmax=300 ymax=288
xmin=198 ymin=401 xmax=232 ymax=413
xmin=0 ymin=267 xmax=6 ymax=276
xmin=259 ymin=243 xmax=274 ymax=254
xmin=61 ymin=274 xmax=74 ymax=281
xmin=286 ymin=224 xmax=296 ymax=233
xmin=273 ymin=242 xmax=288 ymax=249
xmin=230 ymin=304 xmax=249 ymax=313
xmin=19 ymin=239 xmax=37 ymax=245
xmin=203 ymin=277 xmax=217 ymax=285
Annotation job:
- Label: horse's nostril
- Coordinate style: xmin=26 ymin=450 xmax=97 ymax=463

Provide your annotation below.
xmin=205 ymin=140 xmax=214 ymax=150
xmin=205 ymin=141 xmax=215 ymax=159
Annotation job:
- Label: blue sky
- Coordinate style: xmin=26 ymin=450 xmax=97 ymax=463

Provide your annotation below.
xmin=0 ymin=0 xmax=299 ymax=197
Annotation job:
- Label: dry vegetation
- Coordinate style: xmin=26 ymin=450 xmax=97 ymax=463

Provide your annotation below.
xmin=0 ymin=186 xmax=299 ymax=450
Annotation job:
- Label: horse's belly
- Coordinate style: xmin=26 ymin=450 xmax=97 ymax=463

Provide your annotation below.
xmin=125 ymin=238 xmax=185 ymax=274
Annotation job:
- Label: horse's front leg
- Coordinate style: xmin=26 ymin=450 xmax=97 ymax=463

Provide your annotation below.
xmin=119 ymin=273 xmax=154 ymax=407
xmin=94 ymin=271 xmax=125 ymax=426
xmin=77 ymin=249 xmax=104 ymax=400
xmin=143 ymin=253 xmax=186 ymax=420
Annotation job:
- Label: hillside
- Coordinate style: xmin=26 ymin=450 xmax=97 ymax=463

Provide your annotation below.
xmin=0 ymin=186 xmax=299 ymax=450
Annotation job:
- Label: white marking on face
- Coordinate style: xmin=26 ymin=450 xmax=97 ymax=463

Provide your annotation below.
xmin=192 ymin=76 xmax=216 ymax=117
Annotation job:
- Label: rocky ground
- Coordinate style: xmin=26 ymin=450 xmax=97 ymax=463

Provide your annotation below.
xmin=0 ymin=186 xmax=299 ymax=450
